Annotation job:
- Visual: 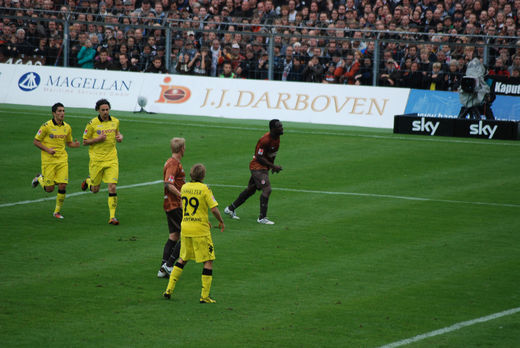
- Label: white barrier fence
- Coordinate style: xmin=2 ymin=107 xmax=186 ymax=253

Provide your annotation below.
xmin=0 ymin=64 xmax=410 ymax=129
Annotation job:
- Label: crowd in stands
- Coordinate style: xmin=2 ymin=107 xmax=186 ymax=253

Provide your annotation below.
xmin=1 ymin=0 xmax=520 ymax=89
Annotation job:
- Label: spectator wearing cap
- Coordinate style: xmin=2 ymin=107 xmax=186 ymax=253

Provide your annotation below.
xmin=379 ymin=58 xmax=401 ymax=87
xmin=12 ymin=28 xmax=34 ymax=57
xmin=135 ymin=0 xmax=156 ymax=18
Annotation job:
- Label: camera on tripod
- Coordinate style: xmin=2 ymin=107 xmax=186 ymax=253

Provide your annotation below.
xmin=457 ymin=58 xmax=495 ymax=120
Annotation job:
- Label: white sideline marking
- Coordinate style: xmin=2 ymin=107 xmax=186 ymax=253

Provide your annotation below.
xmin=378 ymin=307 xmax=520 ymax=348
xmin=2 ymin=181 xmax=520 ymax=209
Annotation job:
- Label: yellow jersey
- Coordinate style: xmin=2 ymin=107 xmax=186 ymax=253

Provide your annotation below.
xmin=181 ymin=182 xmax=219 ymax=237
xmin=83 ymin=115 xmax=120 ymax=162
xmin=34 ymin=119 xmax=73 ymax=164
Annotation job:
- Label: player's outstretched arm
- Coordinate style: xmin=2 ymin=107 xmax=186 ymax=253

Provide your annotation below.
xmin=211 ymin=207 xmax=225 ymax=232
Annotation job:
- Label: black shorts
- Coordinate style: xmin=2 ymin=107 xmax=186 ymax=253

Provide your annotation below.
xmin=165 ymin=207 xmax=182 ymax=234
xmin=249 ymin=170 xmax=271 ymax=191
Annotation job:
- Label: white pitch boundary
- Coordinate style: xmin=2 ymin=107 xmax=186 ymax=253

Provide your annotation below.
xmin=378 ymin=307 xmax=520 ymax=348
xmin=3 ymin=108 xmax=520 ymax=147
xmin=2 ymin=181 xmax=520 ymax=209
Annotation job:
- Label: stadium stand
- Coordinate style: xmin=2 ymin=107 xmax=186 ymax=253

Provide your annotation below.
xmin=1 ymin=0 xmax=519 ymax=88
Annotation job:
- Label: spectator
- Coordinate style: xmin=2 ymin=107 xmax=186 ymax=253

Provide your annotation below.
xmin=445 ymin=60 xmax=462 ymax=91
xmin=423 ymin=62 xmax=446 ymax=90
xmin=334 ymin=51 xmax=360 ymax=84
xmin=354 ymin=57 xmax=373 ymax=86
xmin=379 ymin=59 xmax=401 ymax=87
xmin=302 ymin=55 xmax=324 ymax=82
xmin=146 ymin=55 xmax=167 ymax=73
xmin=77 ymin=39 xmax=96 ymax=68
xmin=400 ymin=61 xmax=424 ymax=89
xmin=94 ymin=48 xmax=113 ymax=69
xmin=189 ymin=47 xmax=211 ymax=76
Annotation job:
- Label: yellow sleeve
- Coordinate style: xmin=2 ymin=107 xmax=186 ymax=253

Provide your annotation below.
xmin=206 ymin=186 xmax=219 ymax=209
xmin=66 ymin=124 xmax=73 ymax=143
xmin=35 ymin=123 xmax=47 ymax=142
xmin=83 ymin=121 xmax=93 ymax=140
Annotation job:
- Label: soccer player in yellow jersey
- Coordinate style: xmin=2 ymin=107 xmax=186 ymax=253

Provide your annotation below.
xmin=80 ymin=99 xmax=123 ymax=225
xmin=164 ymin=163 xmax=225 ymax=304
xmin=32 ymin=102 xmax=80 ymax=219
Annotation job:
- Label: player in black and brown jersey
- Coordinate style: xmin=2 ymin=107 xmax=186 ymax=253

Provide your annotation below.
xmin=224 ymin=119 xmax=284 ymax=225
xmin=157 ymin=137 xmax=186 ymax=278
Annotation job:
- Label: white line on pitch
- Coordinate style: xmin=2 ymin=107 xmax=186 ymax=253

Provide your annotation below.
xmin=3 ymin=109 xmax=520 ymax=146
xmin=378 ymin=307 xmax=520 ymax=348
xmin=1 ymin=181 xmax=519 ymax=209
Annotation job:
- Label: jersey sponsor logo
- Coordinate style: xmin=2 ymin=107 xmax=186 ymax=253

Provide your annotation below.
xmin=155 ymin=76 xmax=191 ymax=104
xmin=49 ymin=134 xmax=66 ymax=139
xmin=18 ymin=72 xmax=41 ymax=91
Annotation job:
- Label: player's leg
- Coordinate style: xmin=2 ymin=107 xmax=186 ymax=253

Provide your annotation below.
xmin=197 ymin=236 xmax=216 ymax=303
xmin=104 ymin=162 xmax=119 ymax=224
xmin=85 ymin=161 xmax=103 ymax=193
xmin=41 ymin=163 xmax=56 ymax=192
xmin=255 ymin=171 xmax=274 ymax=224
xmin=164 ymin=258 xmax=186 ymax=298
xmin=200 ymin=260 xmax=215 ymax=303
xmin=158 ymin=208 xmax=182 ymax=278
xmin=52 ymin=162 xmax=69 ymax=219
xmin=225 ymin=175 xmax=257 ymax=218
xmin=164 ymin=235 xmax=192 ymax=298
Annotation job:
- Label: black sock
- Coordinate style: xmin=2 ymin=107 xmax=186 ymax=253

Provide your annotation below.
xmin=167 ymin=240 xmax=181 ymax=267
xmin=260 ymin=195 xmax=269 ymax=219
xmin=162 ymin=239 xmax=177 ymax=266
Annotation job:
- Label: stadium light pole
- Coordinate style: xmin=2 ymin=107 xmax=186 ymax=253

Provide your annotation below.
xmin=165 ymin=25 xmax=171 ymax=72
xmin=268 ymin=32 xmax=274 ymax=81
xmin=63 ymin=16 xmax=69 ymax=67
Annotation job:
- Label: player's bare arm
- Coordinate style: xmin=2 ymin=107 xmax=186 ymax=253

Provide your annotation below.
xmin=211 ymin=207 xmax=225 ymax=232
xmin=164 ymin=182 xmax=181 ymax=197
xmin=256 ymin=153 xmax=283 ymax=173
xmin=115 ymin=131 xmax=123 ymax=143
xmin=33 ymin=138 xmax=55 ymax=155
xmin=67 ymin=139 xmax=81 ymax=148
xmin=82 ymin=133 xmax=106 ymax=145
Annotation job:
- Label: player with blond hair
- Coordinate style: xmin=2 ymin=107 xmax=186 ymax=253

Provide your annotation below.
xmin=164 ymin=163 xmax=225 ymax=303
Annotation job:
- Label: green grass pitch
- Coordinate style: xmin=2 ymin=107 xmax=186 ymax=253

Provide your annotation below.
xmin=0 ymin=103 xmax=519 ymax=347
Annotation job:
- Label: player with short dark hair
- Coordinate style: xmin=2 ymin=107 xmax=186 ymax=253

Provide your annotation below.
xmin=80 ymin=99 xmax=124 ymax=224
xmin=224 ymin=119 xmax=284 ymax=224
xmin=32 ymin=102 xmax=81 ymax=219
xmin=157 ymin=137 xmax=186 ymax=278
xmin=163 ymin=163 xmax=225 ymax=303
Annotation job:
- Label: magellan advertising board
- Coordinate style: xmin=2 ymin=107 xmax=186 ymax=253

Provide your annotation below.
xmin=0 ymin=64 xmax=409 ymax=129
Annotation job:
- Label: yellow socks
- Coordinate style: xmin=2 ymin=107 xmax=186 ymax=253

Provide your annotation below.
xmin=165 ymin=265 xmax=184 ymax=295
xmin=54 ymin=190 xmax=66 ymax=214
xmin=201 ymin=269 xmax=213 ymax=299
xmin=108 ymin=194 xmax=117 ymax=219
